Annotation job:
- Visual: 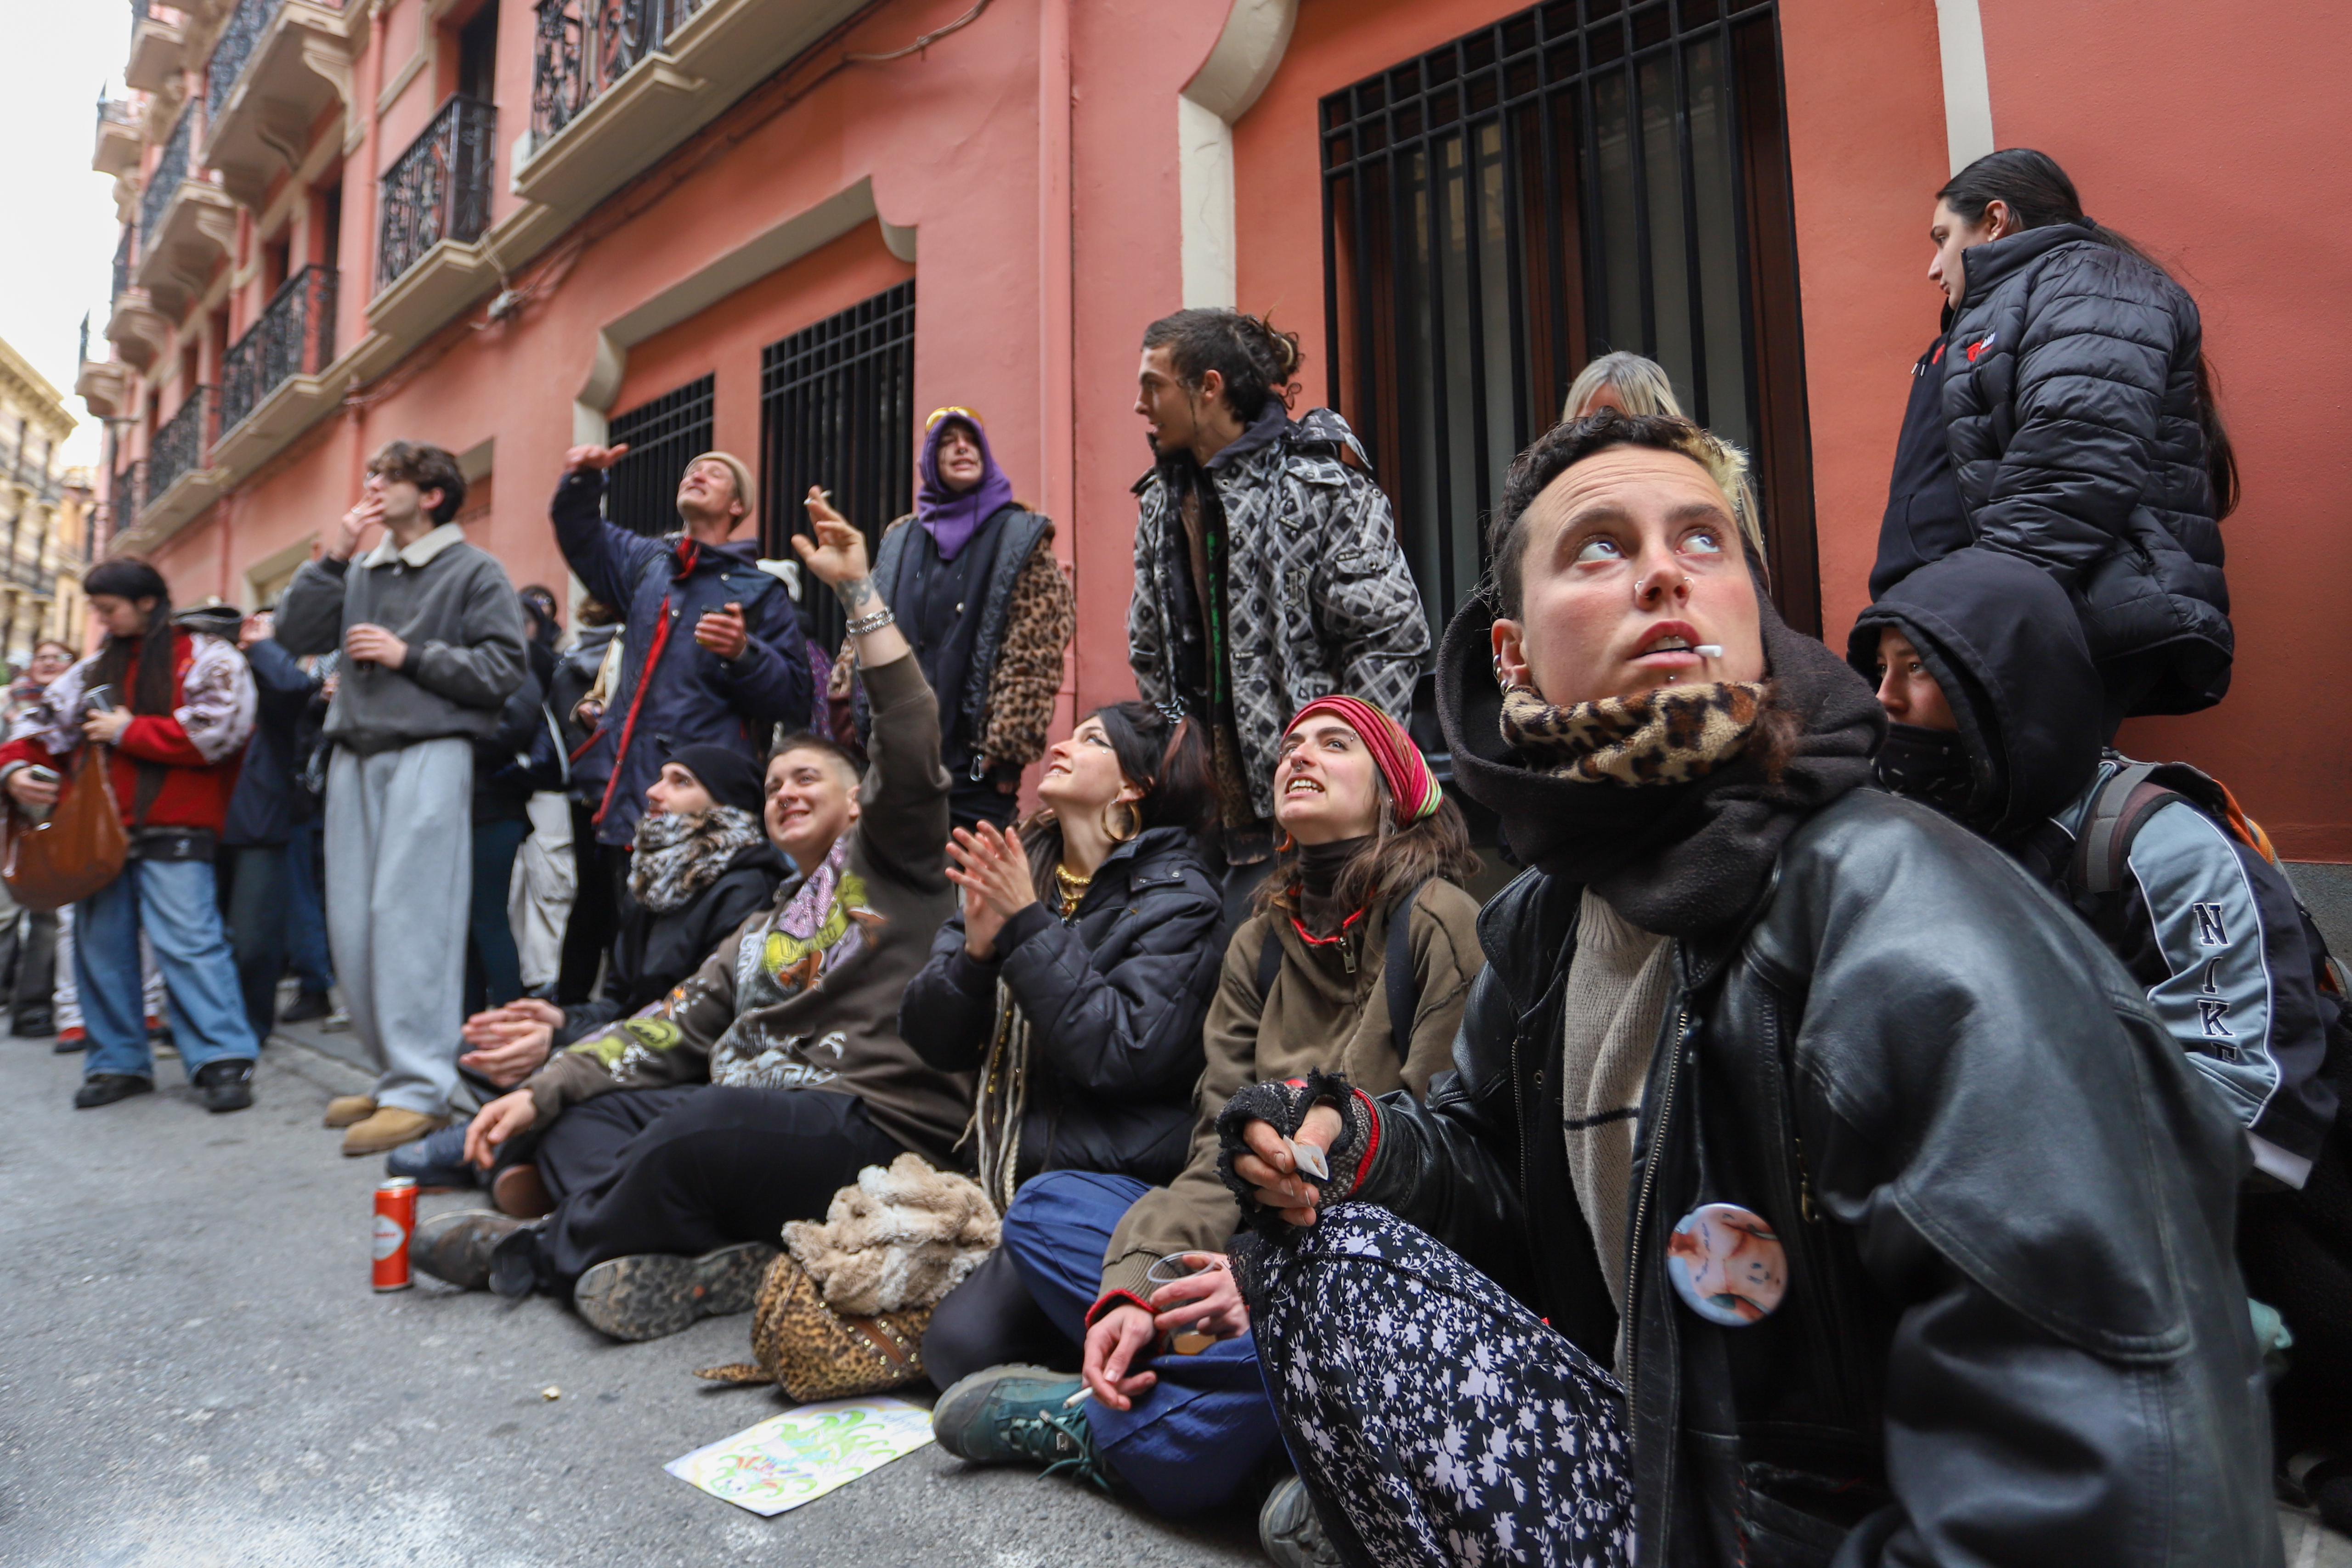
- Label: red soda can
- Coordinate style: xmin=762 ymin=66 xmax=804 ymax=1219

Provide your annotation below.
xmin=373 ymin=1177 xmax=418 ymax=1292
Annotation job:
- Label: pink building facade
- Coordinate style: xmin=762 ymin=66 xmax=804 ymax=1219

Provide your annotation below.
xmin=81 ymin=0 xmax=2352 ymax=861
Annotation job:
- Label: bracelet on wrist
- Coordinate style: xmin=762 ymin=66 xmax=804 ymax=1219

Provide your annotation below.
xmin=845 ymin=607 xmax=895 ymax=637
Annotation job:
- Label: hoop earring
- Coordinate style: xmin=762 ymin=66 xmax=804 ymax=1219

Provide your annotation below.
xmin=1102 ymin=800 xmax=1139 ymax=844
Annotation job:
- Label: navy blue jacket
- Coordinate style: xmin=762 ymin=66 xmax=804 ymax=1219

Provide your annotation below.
xmin=221 ymin=638 xmax=317 ymax=848
xmin=550 ymin=469 xmax=814 ymax=846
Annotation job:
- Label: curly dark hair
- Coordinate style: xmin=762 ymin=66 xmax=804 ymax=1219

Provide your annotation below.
xmin=366 ymin=440 xmax=468 ymax=525
xmin=1140 ymin=309 xmax=1304 ymax=423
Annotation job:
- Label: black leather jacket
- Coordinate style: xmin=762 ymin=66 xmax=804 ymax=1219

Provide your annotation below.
xmin=1353 ymin=789 xmax=2278 ymax=1568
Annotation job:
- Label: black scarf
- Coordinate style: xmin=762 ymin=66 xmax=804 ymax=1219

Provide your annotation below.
xmin=1437 ymin=587 xmax=1883 ymax=936
xmin=85 ymin=604 xmax=181 ymax=828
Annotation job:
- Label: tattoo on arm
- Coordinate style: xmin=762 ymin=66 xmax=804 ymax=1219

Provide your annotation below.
xmin=832 ymin=575 xmax=880 ymax=615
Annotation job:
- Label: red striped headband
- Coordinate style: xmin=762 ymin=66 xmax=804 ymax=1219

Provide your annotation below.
xmin=1284 ymin=695 xmax=1443 ymax=823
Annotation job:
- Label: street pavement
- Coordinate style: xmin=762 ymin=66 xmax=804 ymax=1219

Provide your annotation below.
xmin=0 ymin=1024 xmax=1261 ymax=1568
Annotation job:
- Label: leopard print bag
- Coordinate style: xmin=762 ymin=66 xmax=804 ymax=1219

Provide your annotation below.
xmin=694 ymin=1252 xmax=932 ymax=1402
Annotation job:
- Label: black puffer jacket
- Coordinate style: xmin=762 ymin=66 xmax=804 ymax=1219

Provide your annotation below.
xmin=1336 ymin=595 xmax=2273 ymax=1567
xmin=555 ymin=838 xmax=787 ymax=1046
xmin=901 ymin=825 xmax=1221 ymax=1186
xmin=1882 ymin=222 xmax=2231 ymax=716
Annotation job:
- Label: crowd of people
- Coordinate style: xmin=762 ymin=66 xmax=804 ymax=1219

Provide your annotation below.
xmin=6 ymin=147 xmax=2347 ymax=1567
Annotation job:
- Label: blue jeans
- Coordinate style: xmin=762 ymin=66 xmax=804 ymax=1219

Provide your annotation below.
xmin=1000 ymin=1169 xmax=1282 ymax=1517
xmin=74 ymin=857 xmax=259 ymax=1080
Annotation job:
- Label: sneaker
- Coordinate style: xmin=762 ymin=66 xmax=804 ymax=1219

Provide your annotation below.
xmin=74 ymin=1073 xmax=155 ymax=1110
xmin=320 ymin=1008 xmax=351 ymax=1034
xmin=322 ymin=1094 xmax=377 ymax=1128
xmin=191 ymin=1059 xmax=255 ymax=1113
xmin=1260 ymin=1475 xmax=1344 ymax=1568
xmin=53 ymin=1026 xmax=87 ymax=1055
xmin=15 ymin=1010 xmax=55 ymax=1038
xmin=386 ymin=1123 xmax=479 ymax=1190
xmin=278 ymin=991 xmax=333 ymax=1025
xmin=571 ymin=1242 xmax=776 ymax=1342
xmin=930 ymin=1365 xmax=1110 ymax=1490
xmin=412 ymin=1209 xmax=534 ymax=1293
xmin=341 ymin=1106 xmax=447 ymax=1157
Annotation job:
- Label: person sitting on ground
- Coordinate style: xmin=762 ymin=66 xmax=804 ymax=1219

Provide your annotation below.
xmin=407 ymin=491 xmax=971 ymax=1344
xmin=929 ymin=697 xmax=1482 ymax=1550
xmin=0 ymin=559 xmax=260 ymax=1113
xmin=831 ymin=405 xmax=1074 ymax=833
xmin=1215 ymin=409 xmax=2274 ymax=1567
xmin=900 ymin=703 xmax=1220 ymax=1388
xmin=1852 ymin=545 xmax=2352 ymax=1533
xmin=393 ymin=743 xmax=789 ymax=1197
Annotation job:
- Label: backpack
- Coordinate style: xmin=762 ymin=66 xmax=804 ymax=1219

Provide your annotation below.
xmin=1255 ymin=882 xmax=1423 ymax=1066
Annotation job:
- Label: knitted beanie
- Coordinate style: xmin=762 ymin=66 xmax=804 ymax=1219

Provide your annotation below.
xmin=1284 ymin=695 xmax=1442 ymax=822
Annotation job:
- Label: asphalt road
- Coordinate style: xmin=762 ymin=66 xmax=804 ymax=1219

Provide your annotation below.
xmin=0 ymin=1028 xmax=1261 ymax=1568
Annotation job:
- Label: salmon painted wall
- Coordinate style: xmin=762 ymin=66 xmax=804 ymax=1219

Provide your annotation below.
xmin=1979 ymin=0 xmax=2352 ymax=858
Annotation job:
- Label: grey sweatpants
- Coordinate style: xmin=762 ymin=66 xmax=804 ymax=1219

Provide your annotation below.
xmin=325 ymin=738 xmax=472 ymax=1115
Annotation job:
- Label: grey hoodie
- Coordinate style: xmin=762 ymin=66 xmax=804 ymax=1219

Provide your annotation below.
xmin=276 ymin=522 xmax=527 ymax=754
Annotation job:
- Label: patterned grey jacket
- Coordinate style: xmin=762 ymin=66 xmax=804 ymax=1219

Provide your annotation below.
xmin=1127 ymin=406 xmax=1428 ymax=821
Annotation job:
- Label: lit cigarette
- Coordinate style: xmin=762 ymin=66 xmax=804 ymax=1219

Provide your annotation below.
xmin=1693 ymin=644 xmax=1724 ymax=657
xmin=1063 ymin=1386 xmax=1094 ymax=1409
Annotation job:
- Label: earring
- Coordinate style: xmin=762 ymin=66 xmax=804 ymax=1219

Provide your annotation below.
xmin=1492 ymin=654 xmax=1510 ymax=690
xmin=1102 ymin=800 xmax=1139 ymax=844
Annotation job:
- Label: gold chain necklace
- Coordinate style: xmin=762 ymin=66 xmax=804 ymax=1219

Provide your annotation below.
xmin=1054 ymin=862 xmax=1093 ymax=917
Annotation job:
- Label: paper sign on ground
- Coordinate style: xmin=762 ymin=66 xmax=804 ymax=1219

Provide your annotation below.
xmin=665 ymin=1395 xmax=936 ymax=1516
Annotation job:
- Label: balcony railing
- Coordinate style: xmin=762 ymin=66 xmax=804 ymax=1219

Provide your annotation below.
xmin=207 ymin=0 xmax=278 ymax=123
xmin=221 ymin=265 xmax=337 ymax=431
xmin=141 ymin=112 xmax=193 ymax=245
xmin=378 ymin=96 xmax=496 ymax=292
xmin=531 ymin=0 xmax=704 ymax=144
xmin=150 ymin=387 xmax=214 ymax=499
xmin=112 ymin=227 xmax=133 ymax=302
xmin=97 ymin=95 xmax=138 ymax=135
xmin=110 ymin=461 xmax=148 ymax=544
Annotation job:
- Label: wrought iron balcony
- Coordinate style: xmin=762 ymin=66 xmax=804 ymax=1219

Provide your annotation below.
xmin=207 ymin=0 xmax=278 ymax=124
xmin=378 ymin=96 xmax=496 ymax=292
xmin=141 ymin=111 xmax=193 ymax=247
xmin=220 ymin=266 xmax=337 ymax=433
xmin=150 ymin=387 xmax=215 ymax=501
xmin=110 ymin=461 xmax=148 ymax=544
xmin=112 ymin=227 xmax=133 ymax=303
xmin=531 ymin=0 xmax=705 ymax=144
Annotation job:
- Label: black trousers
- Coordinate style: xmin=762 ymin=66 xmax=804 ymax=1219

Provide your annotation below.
xmin=555 ymin=814 xmax=627 ymax=1005
xmin=215 ymin=845 xmax=290 ymax=1046
xmin=11 ymin=909 xmax=57 ymax=1029
xmin=921 ymin=1245 xmax=1076 ymax=1390
xmin=530 ymin=1084 xmax=904 ymax=1291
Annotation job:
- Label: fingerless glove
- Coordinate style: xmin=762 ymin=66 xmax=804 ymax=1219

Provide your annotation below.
xmin=1214 ymin=1069 xmax=1380 ymax=1235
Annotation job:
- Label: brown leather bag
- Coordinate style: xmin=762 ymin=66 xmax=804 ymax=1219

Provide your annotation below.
xmin=3 ymin=745 xmax=129 ymax=911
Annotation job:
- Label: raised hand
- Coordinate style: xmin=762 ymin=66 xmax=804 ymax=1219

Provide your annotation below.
xmin=790 ymin=489 xmax=871 ymax=589
xmin=564 ymin=443 xmax=631 ymax=474
xmin=332 ymin=494 xmax=386 ymax=562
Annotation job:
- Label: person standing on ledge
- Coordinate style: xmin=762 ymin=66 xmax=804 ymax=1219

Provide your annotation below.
xmin=277 ymin=440 xmax=528 ymax=1156
xmin=551 ymin=446 xmax=814 ymax=903
xmin=1126 ymin=308 xmax=1427 ymax=926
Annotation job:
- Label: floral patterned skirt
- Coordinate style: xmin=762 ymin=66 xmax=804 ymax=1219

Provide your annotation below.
xmin=1244 ymin=1202 xmax=1634 ymax=1568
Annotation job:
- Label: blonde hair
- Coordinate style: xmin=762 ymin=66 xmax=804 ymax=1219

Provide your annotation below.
xmin=1560 ymin=353 xmax=1765 ymax=568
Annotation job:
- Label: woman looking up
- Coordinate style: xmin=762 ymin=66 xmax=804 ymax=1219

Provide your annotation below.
xmin=901 ymin=703 xmax=1220 ymax=1382
xmin=831 ymin=406 xmax=1074 ymax=833
xmin=925 ymin=697 xmax=1483 ymax=1565
xmin=1874 ymin=146 xmax=2235 ymax=725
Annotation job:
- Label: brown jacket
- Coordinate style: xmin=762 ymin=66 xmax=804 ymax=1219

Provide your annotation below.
xmin=525 ymin=653 xmax=972 ymax=1163
xmin=1094 ymin=880 xmax=1485 ymax=1310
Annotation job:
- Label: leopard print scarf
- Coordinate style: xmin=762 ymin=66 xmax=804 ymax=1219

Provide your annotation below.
xmin=628 ymin=806 xmax=766 ymax=914
xmin=1499 ymin=681 xmax=1767 ymax=787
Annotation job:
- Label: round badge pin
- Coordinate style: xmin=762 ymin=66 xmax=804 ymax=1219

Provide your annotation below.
xmin=1664 ymin=1202 xmax=1787 ymax=1326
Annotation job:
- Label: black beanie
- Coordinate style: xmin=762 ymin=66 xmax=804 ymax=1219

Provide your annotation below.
xmin=660 ymin=740 xmax=767 ymax=818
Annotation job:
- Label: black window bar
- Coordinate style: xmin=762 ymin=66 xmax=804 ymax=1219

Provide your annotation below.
xmin=532 ymin=0 xmax=707 ymax=146
xmin=207 ymin=0 xmax=277 ymax=125
xmin=141 ymin=110 xmax=193 ymax=247
xmin=150 ymin=386 xmax=215 ymax=500
xmin=757 ymin=281 xmax=916 ymax=649
xmin=112 ymin=226 xmax=134 ymax=302
xmin=605 ymin=373 xmax=715 ymax=537
xmin=1321 ymin=0 xmax=1817 ymax=635
xmin=220 ymin=264 xmax=338 ymax=433
xmin=378 ymin=95 xmax=497 ymax=292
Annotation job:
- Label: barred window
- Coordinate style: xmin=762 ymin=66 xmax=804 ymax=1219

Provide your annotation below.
xmin=606 ymin=373 xmax=717 ymax=538
xmin=1323 ymin=0 xmax=1817 ymax=633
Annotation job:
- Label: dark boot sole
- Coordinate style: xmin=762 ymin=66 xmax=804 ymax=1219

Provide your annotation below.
xmin=572 ymin=1242 xmax=776 ymax=1342
xmin=74 ymin=1078 xmax=155 ymax=1109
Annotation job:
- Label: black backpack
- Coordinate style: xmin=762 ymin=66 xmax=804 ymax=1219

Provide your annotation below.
xmin=1254 ymin=883 xmax=1424 ymax=1065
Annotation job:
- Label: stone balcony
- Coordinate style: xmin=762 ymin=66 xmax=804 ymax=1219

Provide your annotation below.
xmin=94 ymin=98 xmax=143 ymax=180
xmin=201 ymin=0 xmax=360 ymax=209
xmin=125 ymin=0 xmax=189 ymax=94
xmin=135 ymin=113 xmax=237 ymax=320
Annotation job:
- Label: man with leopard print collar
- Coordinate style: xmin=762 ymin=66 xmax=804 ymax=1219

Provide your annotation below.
xmin=1127 ymin=308 xmax=1428 ymax=918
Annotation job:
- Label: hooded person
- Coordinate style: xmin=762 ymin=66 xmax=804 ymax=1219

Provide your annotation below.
xmin=1853 ymin=550 xmax=2352 ymax=1524
xmin=1204 ymin=410 xmax=2272 ymax=1568
xmin=831 ymin=406 xmax=1074 ymax=834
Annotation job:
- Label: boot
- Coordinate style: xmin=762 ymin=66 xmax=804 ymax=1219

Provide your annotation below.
xmin=341 ymin=1106 xmax=447 ymax=1156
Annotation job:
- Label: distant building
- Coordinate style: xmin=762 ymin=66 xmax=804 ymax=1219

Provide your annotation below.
xmin=0 ymin=336 xmax=75 ymax=668
xmin=72 ymin=0 xmax=2352 ymax=861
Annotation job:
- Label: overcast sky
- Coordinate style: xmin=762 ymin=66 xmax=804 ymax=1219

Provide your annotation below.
xmin=0 ymin=0 xmax=133 ymax=470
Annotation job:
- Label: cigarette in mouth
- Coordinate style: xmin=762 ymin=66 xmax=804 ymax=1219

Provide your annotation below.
xmin=1693 ymin=644 xmax=1724 ymax=657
